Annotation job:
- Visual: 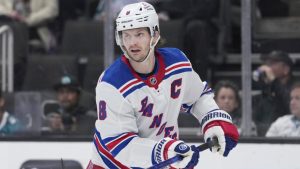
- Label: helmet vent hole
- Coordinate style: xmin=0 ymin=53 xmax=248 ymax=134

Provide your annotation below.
xmin=123 ymin=26 xmax=125 ymax=28
xmin=140 ymin=8 xmax=142 ymax=11
xmin=130 ymin=24 xmax=133 ymax=27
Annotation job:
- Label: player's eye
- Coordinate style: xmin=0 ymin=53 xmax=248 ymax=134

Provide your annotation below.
xmin=123 ymin=34 xmax=129 ymax=38
xmin=137 ymin=33 xmax=144 ymax=37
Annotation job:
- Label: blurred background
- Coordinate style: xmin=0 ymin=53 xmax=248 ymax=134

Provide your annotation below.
xmin=1 ymin=0 xmax=300 ymax=168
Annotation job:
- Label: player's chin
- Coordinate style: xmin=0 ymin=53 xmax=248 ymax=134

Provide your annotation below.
xmin=136 ymin=57 xmax=147 ymax=62
xmin=129 ymin=54 xmax=147 ymax=62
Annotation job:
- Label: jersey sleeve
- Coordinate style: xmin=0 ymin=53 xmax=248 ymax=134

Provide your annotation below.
xmin=93 ymin=81 xmax=157 ymax=168
xmin=183 ymin=70 xmax=232 ymax=131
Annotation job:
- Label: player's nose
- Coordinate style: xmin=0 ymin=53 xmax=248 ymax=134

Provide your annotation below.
xmin=128 ymin=36 xmax=139 ymax=46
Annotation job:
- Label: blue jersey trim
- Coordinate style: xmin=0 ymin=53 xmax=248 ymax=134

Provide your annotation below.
xmin=164 ymin=68 xmax=192 ymax=80
xmin=100 ymin=48 xmax=192 ymax=98
xmin=101 ymin=58 xmax=135 ymax=90
xmin=123 ymin=83 xmax=146 ymax=97
xmin=111 ymin=136 xmax=136 ymax=156
xmin=93 ymin=132 xmax=122 ymax=168
xmin=157 ymin=48 xmax=190 ymax=68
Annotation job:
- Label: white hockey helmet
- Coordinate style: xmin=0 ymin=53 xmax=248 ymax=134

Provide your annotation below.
xmin=116 ymin=2 xmax=159 ymax=41
xmin=115 ymin=2 xmax=160 ymax=61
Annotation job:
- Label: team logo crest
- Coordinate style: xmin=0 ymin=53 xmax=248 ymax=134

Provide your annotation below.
xmin=179 ymin=144 xmax=188 ymax=151
xmin=150 ymin=77 xmax=157 ymax=85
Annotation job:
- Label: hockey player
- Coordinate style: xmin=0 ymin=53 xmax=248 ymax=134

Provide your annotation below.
xmin=87 ymin=2 xmax=239 ymax=168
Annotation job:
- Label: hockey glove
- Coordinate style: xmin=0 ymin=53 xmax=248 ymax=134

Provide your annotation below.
xmin=153 ymin=137 xmax=200 ymax=169
xmin=201 ymin=110 xmax=239 ymax=157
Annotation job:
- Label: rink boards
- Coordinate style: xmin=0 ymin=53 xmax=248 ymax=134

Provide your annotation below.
xmin=0 ymin=141 xmax=299 ymax=169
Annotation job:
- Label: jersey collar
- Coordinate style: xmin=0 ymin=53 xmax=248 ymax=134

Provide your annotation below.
xmin=121 ymin=50 xmax=165 ymax=89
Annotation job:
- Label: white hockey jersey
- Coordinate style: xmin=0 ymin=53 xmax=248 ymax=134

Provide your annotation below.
xmin=90 ymin=48 xmax=230 ymax=168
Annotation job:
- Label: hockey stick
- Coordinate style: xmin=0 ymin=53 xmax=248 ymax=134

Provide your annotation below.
xmin=148 ymin=138 xmax=219 ymax=169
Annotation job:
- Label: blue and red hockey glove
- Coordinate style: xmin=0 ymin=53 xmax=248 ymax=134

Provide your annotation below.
xmin=201 ymin=110 xmax=239 ymax=157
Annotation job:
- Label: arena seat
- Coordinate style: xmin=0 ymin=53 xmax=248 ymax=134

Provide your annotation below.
xmin=22 ymin=55 xmax=77 ymax=91
xmin=289 ymin=0 xmax=300 ymax=17
xmin=178 ymin=113 xmax=200 ymax=128
xmin=0 ymin=21 xmax=28 ymax=64
xmin=252 ymin=0 xmax=300 ymax=53
xmin=159 ymin=19 xmax=185 ymax=50
xmin=61 ymin=20 xmax=103 ymax=56
xmin=81 ymin=56 xmax=104 ymax=93
xmin=13 ymin=92 xmax=45 ymax=134
xmin=79 ymin=90 xmax=97 ymax=110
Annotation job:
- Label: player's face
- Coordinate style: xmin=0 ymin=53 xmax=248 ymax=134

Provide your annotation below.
xmin=290 ymin=88 xmax=300 ymax=117
xmin=215 ymin=87 xmax=238 ymax=113
xmin=57 ymin=87 xmax=80 ymax=111
xmin=122 ymin=28 xmax=152 ymax=62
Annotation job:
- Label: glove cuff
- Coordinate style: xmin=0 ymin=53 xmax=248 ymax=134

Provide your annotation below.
xmin=204 ymin=121 xmax=239 ymax=143
xmin=200 ymin=109 xmax=232 ymax=133
xmin=153 ymin=137 xmax=183 ymax=164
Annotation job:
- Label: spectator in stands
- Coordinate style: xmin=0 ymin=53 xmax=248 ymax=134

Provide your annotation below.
xmin=58 ymin=0 xmax=86 ymax=20
xmin=153 ymin=0 xmax=221 ymax=80
xmin=214 ymin=80 xmax=257 ymax=136
xmin=0 ymin=0 xmax=59 ymax=53
xmin=266 ymin=82 xmax=300 ymax=137
xmin=0 ymin=91 xmax=21 ymax=135
xmin=94 ymin=0 xmax=155 ymax=21
xmin=253 ymin=50 xmax=294 ymax=136
xmin=53 ymin=75 xmax=96 ymax=135
xmin=56 ymin=0 xmax=87 ymax=45
xmin=41 ymin=101 xmax=65 ymax=134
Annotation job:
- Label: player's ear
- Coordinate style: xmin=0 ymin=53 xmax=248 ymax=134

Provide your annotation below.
xmin=152 ymin=31 xmax=160 ymax=46
xmin=154 ymin=30 xmax=160 ymax=39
